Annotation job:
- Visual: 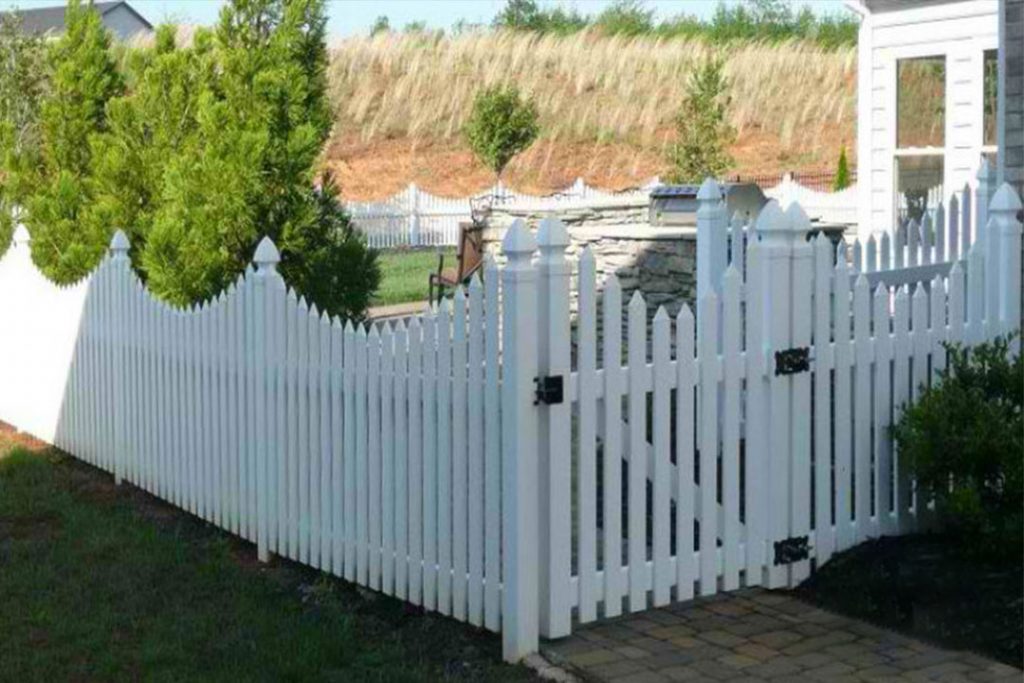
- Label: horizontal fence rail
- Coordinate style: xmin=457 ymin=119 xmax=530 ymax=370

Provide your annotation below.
xmin=0 ymin=168 xmax=1018 ymax=662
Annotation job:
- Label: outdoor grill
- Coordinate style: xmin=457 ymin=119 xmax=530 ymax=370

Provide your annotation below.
xmin=648 ymin=182 xmax=768 ymax=227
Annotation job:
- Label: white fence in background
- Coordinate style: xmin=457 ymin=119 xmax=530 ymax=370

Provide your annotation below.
xmin=763 ymin=174 xmax=858 ymax=225
xmin=346 ymin=178 xmax=662 ymax=249
xmin=0 ymin=175 xmax=1019 ymax=663
xmin=349 ymin=175 xmax=862 ymax=249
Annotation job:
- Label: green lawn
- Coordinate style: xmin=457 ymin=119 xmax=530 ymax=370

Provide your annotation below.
xmin=0 ymin=432 xmax=537 ymax=682
xmin=373 ymin=248 xmax=455 ymax=307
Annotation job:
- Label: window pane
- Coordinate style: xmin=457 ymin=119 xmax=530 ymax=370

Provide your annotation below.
xmin=897 ymin=56 xmax=945 ymax=148
xmin=983 ymin=49 xmax=998 ymax=146
xmin=896 ymin=155 xmax=943 ymax=224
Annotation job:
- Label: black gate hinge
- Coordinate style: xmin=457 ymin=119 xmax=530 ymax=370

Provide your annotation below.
xmin=774 ymin=347 xmax=811 ymax=376
xmin=773 ymin=535 xmax=810 ymax=565
xmin=534 ymin=375 xmax=564 ymax=405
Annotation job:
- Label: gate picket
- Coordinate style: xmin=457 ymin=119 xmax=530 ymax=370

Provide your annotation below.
xmin=697 ymin=289 xmax=719 ymax=597
xmin=602 ymin=276 xmax=624 ymax=617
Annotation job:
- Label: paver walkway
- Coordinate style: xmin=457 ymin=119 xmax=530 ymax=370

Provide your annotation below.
xmin=541 ymin=588 xmax=1022 ymax=682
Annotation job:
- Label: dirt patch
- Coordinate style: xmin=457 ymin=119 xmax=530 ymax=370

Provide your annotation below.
xmin=324 ymin=122 xmax=853 ymax=201
xmin=797 ymin=534 xmax=1023 ymax=668
xmin=0 ymin=422 xmax=49 ymax=454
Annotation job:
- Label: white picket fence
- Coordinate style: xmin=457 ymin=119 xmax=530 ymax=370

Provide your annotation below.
xmin=763 ymin=174 xmax=858 ymax=225
xmin=0 ymin=176 xmax=1019 ymax=663
xmin=348 ymin=175 xmax=862 ymax=249
xmin=347 ymin=178 xmax=662 ymax=249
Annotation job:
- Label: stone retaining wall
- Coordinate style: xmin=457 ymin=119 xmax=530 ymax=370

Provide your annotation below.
xmin=483 ymin=200 xmax=697 ymax=319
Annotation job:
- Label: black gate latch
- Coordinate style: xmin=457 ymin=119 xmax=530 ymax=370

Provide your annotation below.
xmin=534 ymin=376 xmax=564 ymax=405
xmin=774 ymin=347 xmax=811 ymax=376
xmin=774 ymin=536 xmax=810 ymax=565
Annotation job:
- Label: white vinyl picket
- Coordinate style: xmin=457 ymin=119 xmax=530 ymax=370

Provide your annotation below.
xmin=601 ymin=275 xmax=624 ymax=618
xmin=0 ymin=175 xmax=1018 ymax=666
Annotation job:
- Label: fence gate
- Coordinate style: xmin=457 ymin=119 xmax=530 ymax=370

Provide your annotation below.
xmin=527 ymin=188 xmax=819 ymax=642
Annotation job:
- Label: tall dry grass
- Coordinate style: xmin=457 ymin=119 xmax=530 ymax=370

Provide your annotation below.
xmin=328 ymin=29 xmax=856 ymax=151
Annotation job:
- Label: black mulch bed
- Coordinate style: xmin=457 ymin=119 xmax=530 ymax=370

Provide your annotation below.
xmin=797 ymin=534 xmax=1023 ymax=669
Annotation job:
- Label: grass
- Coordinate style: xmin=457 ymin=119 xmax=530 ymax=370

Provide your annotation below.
xmin=328 ymin=30 xmax=855 ymax=152
xmin=373 ymin=248 xmax=455 ymax=307
xmin=0 ymin=430 xmax=538 ymax=682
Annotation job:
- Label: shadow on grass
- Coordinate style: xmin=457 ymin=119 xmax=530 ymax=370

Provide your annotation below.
xmin=0 ymin=430 xmax=538 ymax=682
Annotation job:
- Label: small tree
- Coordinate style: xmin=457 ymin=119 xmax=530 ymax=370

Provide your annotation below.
xmin=668 ymin=55 xmax=734 ymax=183
xmin=463 ymin=85 xmax=539 ymax=182
xmin=833 ymin=145 xmax=851 ymax=191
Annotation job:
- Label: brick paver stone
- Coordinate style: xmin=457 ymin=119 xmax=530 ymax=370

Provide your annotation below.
xmin=540 ymin=589 xmax=1021 ymax=683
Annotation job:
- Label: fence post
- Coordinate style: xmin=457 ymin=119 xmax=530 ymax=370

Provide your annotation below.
xmin=500 ymin=219 xmax=540 ymax=662
xmin=254 ymin=236 xmax=281 ymax=563
xmin=696 ymin=178 xmax=727 ymax=326
xmin=110 ymin=229 xmax=130 ymax=486
xmin=990 ymin=183 xmax=1023 ymax=340
xmin=536 ymin=216 xmax=571 ymax=639
xmin=409 ymin=183 xmax=421 ymax=247
xmin=754 ymin=200 xmax=806 ymax=588
xmin=785 ymin=203 xmax=813 ymax=585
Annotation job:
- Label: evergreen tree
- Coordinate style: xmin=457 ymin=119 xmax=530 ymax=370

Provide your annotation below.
xmin=668 ymin=55 xmax=735 ymax=183
xmin=19 ymin=0 xmax=123 ymax=282
xmin=0 ymin=13 xmax=46 ymax=250
xmin=121 ymin=0 xmax=378 ymax=319
xmin=833 ymin=145 xmax=851 ymax=191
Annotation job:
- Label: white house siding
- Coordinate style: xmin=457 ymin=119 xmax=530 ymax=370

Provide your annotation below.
xmin=856 ymin=1 xmax=999 ymax=240
xmin=1001 ymin=0 xmax=1023 ymax=193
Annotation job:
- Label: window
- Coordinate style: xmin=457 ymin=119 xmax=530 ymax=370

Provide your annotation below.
xmin=896 ymin=155 xmax=943 ymax=224
xmin=983 ymin=49 xmax=998 ymax=148
xmin=895 ymin=56 xmax=945 ymax=224
xmin=897 ymin=56 xmax=946 ymax=149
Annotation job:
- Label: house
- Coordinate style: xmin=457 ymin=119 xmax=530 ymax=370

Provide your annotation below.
xmin=847 ymin=0 xmax=1022 ymax=242
xmin=9 ymin=1 xmax=152 ymax=41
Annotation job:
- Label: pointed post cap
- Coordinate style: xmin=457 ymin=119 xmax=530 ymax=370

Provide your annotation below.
xmin=110 ymin=229 xmax=130 ymax=257
xmin=754 ymin=199 xmax=788 ymax=236
xmin=990 ymin=182 xmax=1023 ymax=214
xmin=537 ymin=215 xmax=569 ymax=249
xmin=501 ymin=219 xmax=537 ymax=261
xmin=784 ymin=201 xmax=811 ymax=234
xmin=697 ymin=177 xmax=723 ymax=202
xmin=12 ymin=224 xmax=29 ymax=247
xmin=254 ymin=236 xmax=280 ymax=271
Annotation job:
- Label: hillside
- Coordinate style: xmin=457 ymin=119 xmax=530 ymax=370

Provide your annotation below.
xmin=324 ymin=30 xmax=857 ymax=200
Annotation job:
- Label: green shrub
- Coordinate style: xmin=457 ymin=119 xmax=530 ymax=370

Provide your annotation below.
xmin=463 ymin=84 xmax=539 ymax=181
xmin=892 ymin=336 xmax=1023 ymax=557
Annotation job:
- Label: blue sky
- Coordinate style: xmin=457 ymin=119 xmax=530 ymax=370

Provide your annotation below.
xmin=3 ymin=0 xmax=851 ymax=38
